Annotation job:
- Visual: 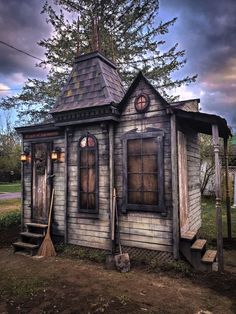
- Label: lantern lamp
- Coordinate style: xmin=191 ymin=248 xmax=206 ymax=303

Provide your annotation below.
xmin=51 ymin=147 xmax=61 ymax=161
xmin=20 ymin=148 xmax=30 ymax=162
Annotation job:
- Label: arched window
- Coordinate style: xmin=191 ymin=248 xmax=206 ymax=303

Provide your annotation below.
xmin=78 ymin=134 xmax=98 ymax=213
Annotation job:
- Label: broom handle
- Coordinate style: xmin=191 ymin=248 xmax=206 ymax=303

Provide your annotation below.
xmin=111 ymin=188 xmax=116 ymax=241
xmin=47 ymin=188 xmax=55 ymax=234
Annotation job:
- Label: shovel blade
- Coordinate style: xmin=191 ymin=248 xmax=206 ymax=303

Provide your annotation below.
xmin=115 ymin=253 xmax=130 ymax=272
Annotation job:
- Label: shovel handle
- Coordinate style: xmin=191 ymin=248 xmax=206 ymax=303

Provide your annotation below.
xmin=114 ymin=189 xmax=122 ymax=255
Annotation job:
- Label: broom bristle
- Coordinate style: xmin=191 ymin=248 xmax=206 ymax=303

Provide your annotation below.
xmin=37 ymin=234 xmax=56 ymax=257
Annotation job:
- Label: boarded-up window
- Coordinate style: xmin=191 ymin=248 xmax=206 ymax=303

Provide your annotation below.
xmin=127 ymin=138 xmax=158 ymax=205
xmin=78 ymin=134 xmax=98 ymax=213
xmin=122 ymin=130 xmax=165 ymax=213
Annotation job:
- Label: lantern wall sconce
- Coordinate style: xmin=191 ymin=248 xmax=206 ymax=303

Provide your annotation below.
xmin=20 ymin=148 xmax=30 ymax=163
xmin=51 ymin=147 xmax=62 ymax=162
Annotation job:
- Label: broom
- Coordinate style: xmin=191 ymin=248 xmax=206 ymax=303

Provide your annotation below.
xmin=37 ymin=188 xmax=56 ymax=257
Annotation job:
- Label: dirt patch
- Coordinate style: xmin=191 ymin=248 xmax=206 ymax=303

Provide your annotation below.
xmin=0 ymin=248 xmax=235 ymax=314
xmin=0 ymin=226 xmax=20 ymax=248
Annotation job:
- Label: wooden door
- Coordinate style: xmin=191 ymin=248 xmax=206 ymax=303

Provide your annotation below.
xmin=32 ymin=142 xmax=52 ymax=223
xmin=178 ymin=131 xmax=189 ymax=236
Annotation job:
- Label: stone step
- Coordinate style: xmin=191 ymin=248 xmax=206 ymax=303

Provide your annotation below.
xmin=202 ymin=250 xmax=217 ymax=264
xmin=20 ymin=232 xmax=44 ymax=239
xmin=191 ymin=239 xmax=207 ymax=251
xmin=181 ymin=230 xmax=197 ymax=242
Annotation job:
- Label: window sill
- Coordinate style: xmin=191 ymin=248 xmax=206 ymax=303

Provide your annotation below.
xmin=77 ymin=211 xmax=99 ymax=219
xmin=123 ymin=204 xmax=168 ymax=217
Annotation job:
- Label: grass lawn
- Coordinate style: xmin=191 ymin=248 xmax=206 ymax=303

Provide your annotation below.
xmin=0 ymin=198 xmax=21 ymax=215
xmin=0 ymin=182 xmax=21 ymax=193
xmin=200 ymin=196 xmax=236 ymax=243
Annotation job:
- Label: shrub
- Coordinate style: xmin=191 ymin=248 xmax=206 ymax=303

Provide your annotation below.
xmin=56 ymin=244 xmax=106 ymax=263
xmin=0 ymin=210 xmax=21 ymax=229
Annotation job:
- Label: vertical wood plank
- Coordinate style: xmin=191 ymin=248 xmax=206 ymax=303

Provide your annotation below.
xmin=212 ymin=124 xmax=224 ymax=272
xmin=109 ymin=123 xmax=115 ymax=253
xmin=171 ymin=114 xmax=179 ymax=259
xmin=64 ymin=128 xmax=69 ymax=243
xmin=224 ymin=138 xmax=232 ymax=240
xmin=178 ymin=131 xmax=189 ymax=235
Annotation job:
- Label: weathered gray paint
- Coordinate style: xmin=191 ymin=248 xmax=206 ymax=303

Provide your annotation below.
xmin=20 ymin=79 xmax=203 ymax=257
xmin=186 ymin=130 xmax=201 ymax=231
xmin=114 ymin=78 xmax=173 ymax=253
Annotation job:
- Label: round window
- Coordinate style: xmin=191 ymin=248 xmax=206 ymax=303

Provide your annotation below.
xmin=134 ymin=94 xmax=150 ymax=112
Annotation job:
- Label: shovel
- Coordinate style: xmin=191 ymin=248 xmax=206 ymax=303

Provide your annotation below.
xmin=113 ymin=188 xmax=130 ymax=272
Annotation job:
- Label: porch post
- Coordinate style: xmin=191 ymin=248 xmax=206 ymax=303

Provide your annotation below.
xmin=21 ymin=135 xmax=25 ymax=231
xmin=109 ymin=123 xmax=115 ymax=254
xmin=212 ymin=124 xmax=224 ymax=272
xmin=224 ymin=138 xmax=232 ymax=240
xmin=171 ymin=114 xmax=179 ymax=259
xmin=64 ymin=128 xmax=69 ymax=244
xmin=233 ymin=172 xmax=236 ymax=207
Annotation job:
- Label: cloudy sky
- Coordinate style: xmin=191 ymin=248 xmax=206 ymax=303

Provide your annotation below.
xmin=0 ymin=0 xmax=235 ymax=130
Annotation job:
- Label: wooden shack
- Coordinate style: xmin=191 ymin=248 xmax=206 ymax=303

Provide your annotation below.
xmin=15 ymin=51 xmax=231 ymax=271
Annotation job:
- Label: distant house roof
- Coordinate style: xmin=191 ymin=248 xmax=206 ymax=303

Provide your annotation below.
xmin=51 ymin=51 xmax=125 ymax=114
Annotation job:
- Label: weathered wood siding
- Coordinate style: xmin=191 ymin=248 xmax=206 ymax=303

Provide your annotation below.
xmin=114 ymin=78 xmax=173 ymax=253
xmin=51 ymin=137 xmax=65 ymax=236
xmin=186 ymin=130 xmax=201 ymax=231
xmin=22 ymin=142 xmax=32 ymax=224
xmin=178 ymin=131 xmax=189 ymax=235
xmin=67 ymin=125 xmax=110 ymax=250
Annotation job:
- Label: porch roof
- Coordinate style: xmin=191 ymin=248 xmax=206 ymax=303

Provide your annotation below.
xmin=173 ymin=108 xmax=232 ymax=138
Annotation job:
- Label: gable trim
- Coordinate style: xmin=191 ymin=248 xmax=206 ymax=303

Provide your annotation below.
xmin=118 ymin=71 xmax=170 ymax=112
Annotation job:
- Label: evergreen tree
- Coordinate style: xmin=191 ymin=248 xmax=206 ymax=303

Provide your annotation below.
xmin=1 ymin=0 xmax=197 ymax=123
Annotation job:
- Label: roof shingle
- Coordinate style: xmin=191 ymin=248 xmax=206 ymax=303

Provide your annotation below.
xmin=51 ymin=52 xmax=125 ymax=113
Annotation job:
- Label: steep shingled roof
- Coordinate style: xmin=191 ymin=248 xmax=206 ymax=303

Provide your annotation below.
xmin=51 ymin=51 xmax=125 ymax=113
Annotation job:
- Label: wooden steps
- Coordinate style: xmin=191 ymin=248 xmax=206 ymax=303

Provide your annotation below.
xmin=20 ymin=232 xmax=44 ymax=239
xmin=13 ymin=241 xmax=38 ymax=249
xmin=191 ymin=239 xmax=207 ymax=251
xmin=202 ymin=250 xmax=217 ymax=264
xmin=12 ymin=223 xmax=48 ymax=256
xmin=181 ymin=230 xmax=197 ymax=242
xmin=180 ymin=230 xmax=217 ymax=272
xmin=26 ymin=223 xmax=48 ymax=229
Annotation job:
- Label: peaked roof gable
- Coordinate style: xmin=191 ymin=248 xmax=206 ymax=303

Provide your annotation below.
xmin=51 ymin=51 xmax=125 ymax=114
xmin=118 ymin=71 xmax=169 ymax=112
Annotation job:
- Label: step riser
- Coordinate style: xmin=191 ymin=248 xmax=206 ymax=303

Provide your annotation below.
xmin=13 ymin=245 xmax=38 ymax=256
xmin=180 ymin=241 xmax=192 ymax=264
xmin=27 ymin=226 xmax=47 ymax=236
xmin=20 ymin=235 xmax=43 ymax=246
xmin=191 ymin=247 xmax=206 ymax=270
